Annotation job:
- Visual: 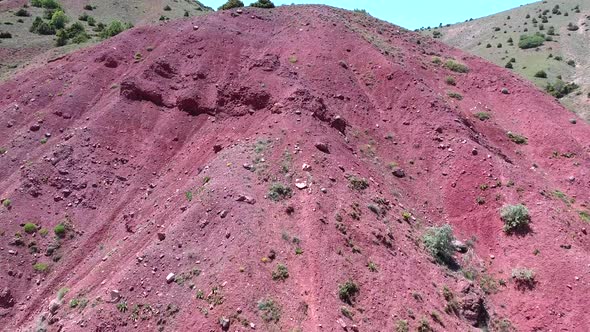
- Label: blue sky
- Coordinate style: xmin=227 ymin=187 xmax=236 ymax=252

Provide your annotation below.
xmin=206 ymin=0 xmax=536 ymax=29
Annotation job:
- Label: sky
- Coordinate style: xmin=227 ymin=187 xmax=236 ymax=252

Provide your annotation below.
xmin=205 ymin=0 xmax=537 ymax=30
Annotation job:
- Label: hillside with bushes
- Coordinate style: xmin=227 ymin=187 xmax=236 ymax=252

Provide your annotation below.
xmin=421 ymin=0 xmax=590 ymax=120
xmin=0 ymin=0 xmax=211 ymax=80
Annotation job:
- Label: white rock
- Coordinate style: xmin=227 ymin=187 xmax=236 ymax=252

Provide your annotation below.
xmin=166 ymin=273 xmax=175 ymax=283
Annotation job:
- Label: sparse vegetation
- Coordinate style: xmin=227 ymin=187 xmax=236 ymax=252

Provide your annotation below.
xmin=258 ymin=298 xmax=281 ymax=323
xmin=271 ymin=264 xmax=289 ymax=281
xmin=348 ymin=176 xmax=369 ymax=190
xmin=423 ymin=224 xmax=455 ymax=264
xmin=500 ymin=204 xmax=530 ymax=233
xmin=395 ymin=320 xmax=409 ymax=332
xmin=33 ymin=262 xmax=49 ymax=273
xmin=447 ymin=91 xmax=463 ymax=100
xmin=2 ymin=199 xmax=11 ymax=208
xmin=444 ymin=76 xmax=456 ymax=85
xmin=512 ymin=267 xmax=536 ymax=287
xmin=474 ymin=112 xmax=491 ymax=121
xmin=444 ymin=60 xmax=469 ymax=73
xmin=267 ymin=183 xmax=292 ymax=201
xmin=338 ymin=280 xmax=359 ymax=304
xmin=507 ymin=131 xmax=527 ymax=144
xmin=15 ymin=8 xmax=31 ymax=17
xmin=116 ymin=301 xmax=128 ymax=313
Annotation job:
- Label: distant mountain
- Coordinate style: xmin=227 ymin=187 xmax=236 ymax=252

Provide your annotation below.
xmin=0 ymin=0 xmax=211 ymax=80
xmin=420 ymin=0 xmax=590 ymax=120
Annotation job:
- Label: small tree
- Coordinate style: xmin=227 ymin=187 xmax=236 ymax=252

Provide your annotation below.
xmin=250 ymin=0 xmax=275 ymax=8
xmin=218 ymin=0 xmax=244 ymax=10
xmin=50 ymin=10 xmax=68 ymax=29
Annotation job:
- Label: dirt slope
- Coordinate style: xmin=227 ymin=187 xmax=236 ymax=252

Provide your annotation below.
xmin=421 ymin=0 xmax=590 ymax=120
xmin=0 ymin=5 xmax=589 ymax=332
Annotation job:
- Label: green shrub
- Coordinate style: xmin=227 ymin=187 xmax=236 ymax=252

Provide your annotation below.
xmin=511 ymin=267 xmax=535 ymax=286
xmin=545 ymin=79 xmax=578 ymax=98
xmin=444 ymin=60 xmax=469 ymax=73
xmin=417 ymin=318 xmax=432 ymax=332
xmin=55 ymin=29 xmax=68 ymax=46
xmin=163 ymin=5 xmax=171 ymax=11
xmin=39 ymin=228 xmax=49 ymax=237
xmin=2 ymin=199 xmax=11 ymax=208
xmin=547 ymin=26 xmax=555 ymax=35
xmin=474 ymin=112 xmax=491 ymax=121
xmin=338 ymin=280 xmax=359 ymax=304
xmin=50 ymin=10 xmax=68 ymax=29
xmin=578 ymin=211 xmax=590 ymax=222
xmin=507 ymin=131 xmax=527 ymax=144
xmin=534 ymin=70 xmax=547 ymax=78
xmin=486 ymin=43 xmax=492 ymax=48
xmin=518 ymin=33 xmax=545 ymax=49
xmin=218 ymin=0 xmax=244 ymax=10
xmin=444 ymin=76 xmax=456 ymax=85
xmin=500 ymin=204 xmax=530 ymax=233
xmin=423 ymin=224 xmax=455 ymax=264
xmin=0 ymin=147 xmax=6 ymax=155
xmin=24 ymin=223 xmax=37 ymax=234
xmin=87 ymin=16 xmax=96 ymax=26
xmin=431 ymin=57 xmax=442 ymax=65
xmin=271 ymin=264 xmax=289 ymax=281
xmin=447 ymin=91 xmax=463 ymax=100
xmin=54 ymin=223 xmax=66 ymax=238
xmin=250 ymin=0 xmax=275 ymax=8
xmin=505 ymin=61 xmax=513 ymax=69
xmin=31 ymin=0 xmax=61 ymax=9
xmin=268 ymin=183 xmax=292 ymax=201
xmin=15 ymin=8 xmax=31 ymax=17
xmin=257 ymin=298 xmax=281 ymax=323
xmin=395 ymin=320 xmax=409 ymax=332
xmin=99 ymin=21 xmax=131 ymax=39
xmin=567 ymin=23 xmax=579 ymax=31
xmin=566 ymin=60 xmax=575 ymax=67
xmin=348 ymin=176 xmax=369 ymax=190
xmin=84 ymin=4 xmax=93 ymax=10
xmin=69 ymin=298 xmax=80 ymax=308
xmin=30 ymin=17 xmax=56 ymax=35
xmin=117 ymin=301 xmax=127 ymax=312
xmin=33 ymin=262 xmax=49 ymax=273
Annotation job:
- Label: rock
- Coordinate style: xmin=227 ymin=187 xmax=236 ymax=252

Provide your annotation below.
xmin=219 ymin=210 xmax=228 ymax=218
xmin=236 ymin=195 xmax=256 ymax=204
xmin=249 ymin=322 xmax=256 ymax=329
xmin=243 ymin=163 xmax=253 ymax=170
xmin=110 ymin=290 xmax=121 ymax=302
xmin=560 ymin=244 xmax=571 ymax=249
xmin=337 ymin=318 xmax=347 ymax=329
xmin=157 ymin=232 xmax=166 ymax=241
xmin=166 ymin=273 xmax=175 ymax=283
xmin=302 ymin=163 xmax=312 ymax=171
xmin=30 ymin=124 xmax=41 ymax=132
xmin=452 ymin=240 xmax=468 ymax=253
xmin=0 ymin=287 xmax=14 ymax=308
xmin=471 ymin=148 xmax=478 ymax=155
xmin=193 ymin=25 xmax=199 ymax=30
xmin=391 ymin=168 xmax=406 ymax=178
xmin=295 ymin=181 xmax=307 ymax=189
xmin=320 ymin=188 xmax=327 ymax=193
xmin=268 ymin=250 xmax=276 ymax=260
xmin=567 ymin=176 xmax=575 ymax=182
xmin=219 ymin=317 xmax=230 ymax=331
xmin=569 ymin=118 xmax=577 ymax=124
xmin=331 ymin=115 xmax=347 ymax=134
xmin=315 ymin=142 xmax=330 ymax=154
xmin=213 ymin=144 xmax=223 ymax=153
xmin=48 ymin=299 xmax=60 ymax=314
xmin=460 ymin=293 xmax=486 ymax=326
xmin=501 ymin=88 xmax=509 ymax=94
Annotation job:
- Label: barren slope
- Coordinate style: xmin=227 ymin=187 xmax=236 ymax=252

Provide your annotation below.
xmin=0 ymin=5 xmax=589 ymax=332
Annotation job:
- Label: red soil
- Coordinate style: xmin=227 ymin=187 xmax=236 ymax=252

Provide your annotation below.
xmin=0 ymin=5 xmax=589 ymax=332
